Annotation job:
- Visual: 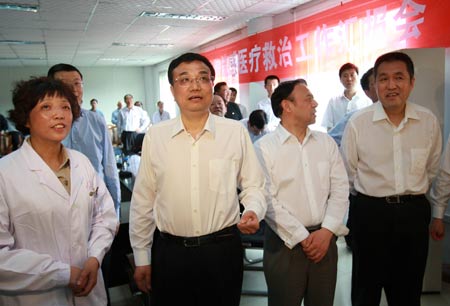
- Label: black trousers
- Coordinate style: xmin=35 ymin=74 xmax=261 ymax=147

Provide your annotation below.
xmin=345 ymin=194 xmax=357 ymax=250
xmin=101 ymin=248 xmax=112 ymax=306
xmin=121 ymin=131 xmax=138 ymax=155
xmin=150 ymin=227 xmax=243 ymax=306
xmin=351 ymin=193 xmax=430 ymax=306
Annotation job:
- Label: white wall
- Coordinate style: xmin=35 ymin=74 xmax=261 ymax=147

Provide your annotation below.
xmin=81 ymin=67 xmax=146 ymax=124
xmin=445 ymin=48 xmax=450 ymax=140
xmin=0 ymin=67 xmax=48 ymax=115
xmin=0 ymin=66 xmax=147 ymax=125
xmin=403 ymin=48 xmax=445 ymax=130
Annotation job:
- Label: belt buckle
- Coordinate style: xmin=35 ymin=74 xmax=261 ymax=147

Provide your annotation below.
xmin=183 ymin=237 xmax=200 ymax=247
xmin=386 ymin=195 xmax=401 ymax=204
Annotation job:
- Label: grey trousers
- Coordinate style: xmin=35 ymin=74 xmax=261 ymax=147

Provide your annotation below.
xmin=264 ymin=225 xmax=338 ymax=306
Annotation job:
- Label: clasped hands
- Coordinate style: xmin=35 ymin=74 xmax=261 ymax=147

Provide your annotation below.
xmin=300 ymin=228 xmax=333 ymax=264
xmin=69 ymin=257 xmax=100 ymax=296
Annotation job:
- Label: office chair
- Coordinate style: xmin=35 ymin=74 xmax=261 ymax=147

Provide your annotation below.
xmin=240 ymin=216 xmax=267 ymax=296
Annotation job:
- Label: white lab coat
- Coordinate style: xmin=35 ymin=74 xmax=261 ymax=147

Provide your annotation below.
xmin=0 ymin=140 xmax=117 ymax=306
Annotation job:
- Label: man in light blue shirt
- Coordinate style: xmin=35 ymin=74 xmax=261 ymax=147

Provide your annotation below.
xmin=111 ymin=101 xmax=122 ymax=125
xmin=48 ymin=64 xmax=121 ymax=217
xmin=240 ymin=109 xmax=269 ymax=143
xmin=328 ymin=67 xmax=378 ymax=147
xmin=151 ymin=101 xmax=171 ymax=124
xmin=48 ymin=63 xmax=121 ymax=306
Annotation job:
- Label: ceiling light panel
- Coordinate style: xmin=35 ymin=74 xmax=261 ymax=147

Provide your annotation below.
xmin=112 ymin=42 xmax=173 ymax=48
xmin=139 ymin=11 xmax=226 ymax=21
xmin=0 ymin=40 xmax=44 ymax=45
xmin=0 ymin=3 xmax=39 ymax=12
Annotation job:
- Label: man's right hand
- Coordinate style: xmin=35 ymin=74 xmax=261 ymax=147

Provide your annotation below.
xmin=134 ymin=265 xmax=152 ymax=293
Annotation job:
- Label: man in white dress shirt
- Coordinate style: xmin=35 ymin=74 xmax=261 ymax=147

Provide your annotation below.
xmin=341 ymin=51 xmax=442 ymax=306
xmin=254 ymin=80 xmax=349 ymax=306
xmin=117 ymin=94 xmax=150 ymax=155
xmin=151 ymin=101 xmax=170 ymax=124
xmin=129 ymin=52 xmax=266 ymax=306
xmin=256 ymin=75 xmax=280 ymax=131
xmin=322 ymin=63 xmax=372 ymax=130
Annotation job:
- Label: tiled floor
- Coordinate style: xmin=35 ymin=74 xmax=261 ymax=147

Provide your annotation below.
xmin=110 ymin=237 xmax=450 ymax=306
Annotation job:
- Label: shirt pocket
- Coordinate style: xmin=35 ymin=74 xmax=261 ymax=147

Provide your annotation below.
xmin=209 ymin=159 xmax=236 ymax=194
xmin=317 ymin=161 xmax=330 ymax=191
xmin=410 ymin=148 xmax=428 ymax=176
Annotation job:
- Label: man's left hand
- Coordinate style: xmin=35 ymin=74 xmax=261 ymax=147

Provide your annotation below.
xmin=238 ymin=211 xmax=259 ymax=234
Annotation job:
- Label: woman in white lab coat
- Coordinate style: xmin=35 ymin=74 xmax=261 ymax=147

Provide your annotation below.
xmin=0 ymin=77 xmax=118 ymax=305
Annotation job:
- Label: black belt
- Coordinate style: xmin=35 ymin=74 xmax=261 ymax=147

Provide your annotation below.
xmin=306 ymin=224 xmax=321 ymax=233
xmin=159 ymin=225 xmax=237 ymax=248
xmin=357 ymin=192 xmax=425 ymax=204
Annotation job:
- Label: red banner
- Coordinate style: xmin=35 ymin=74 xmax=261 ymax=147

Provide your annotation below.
xmin=202 ymin=0 xmax=450 ymax=84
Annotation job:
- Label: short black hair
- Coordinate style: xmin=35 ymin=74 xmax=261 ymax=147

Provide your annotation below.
xmin=229 ymin=87 xmax=237 ymax=94
xmin=271 ymin=79 xmax=303 ymax=118
xmin=360 ymin=68 xmax=374 ymax=91
xmin=339 ymin=63 xmax=359 ymax=77
xmin=168 ymin=52 xmax=216 ymax=85
xmin=248 ymin=110 xmax=267 ymax=130
xmin=47 ymin=63 xmax=83 ymax=80
xmin=214 ymin=82 xmax=227 ymax=94
xmin=9 ymin=77 xmax=80 ymax=135
xmin=124 ymin=94 xmax=133 ymax=101
xmin=297 ymin=78 xmax=308 ymax=86
xmin=264 ymin=75 xmax=280 ymax=86
xmin=374 ymin=51 xmax=414 ymax=80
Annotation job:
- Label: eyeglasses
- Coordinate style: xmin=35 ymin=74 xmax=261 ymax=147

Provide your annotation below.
xmin=174 ymin=75 xmax=214 ymax=87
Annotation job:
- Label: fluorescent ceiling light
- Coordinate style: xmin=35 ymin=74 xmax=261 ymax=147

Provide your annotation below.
xmin=0 ymin=40 xmax=45 ymax=45
xmin=99 ymin=58 xmax=122 ymax=61
xmin=0 ymin=57 xmax=45 ymax=60
xmin=0 ymin=3 xmax=39 ymax=12
xmin=139 ymin=11 xmax=226 ymax=21
xmin=112 ymin=42 xmax=174 ymax=48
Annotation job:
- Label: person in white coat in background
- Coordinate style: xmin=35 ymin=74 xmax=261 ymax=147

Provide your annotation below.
xmin=0 ymin=77 xmax=117 ymax=306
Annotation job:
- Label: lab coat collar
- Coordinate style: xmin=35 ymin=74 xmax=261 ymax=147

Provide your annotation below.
xmin=21 ymin=139 xmax=81 ymax=202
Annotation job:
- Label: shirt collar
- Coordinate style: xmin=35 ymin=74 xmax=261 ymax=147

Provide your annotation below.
xmin=372 ymin=101 xmax=420 ymax=122
xmin=171 ymin=113 xmax=215 ymax=138
xmin=339 ymin=91 xmax=365 ymax=101
xmin=24 ymin=137 xmax=71 ymax=170
xmin=57 ymin=147 xmax=71 ymax=171
xmin=276 ymin=123 xmax=316 ymax=144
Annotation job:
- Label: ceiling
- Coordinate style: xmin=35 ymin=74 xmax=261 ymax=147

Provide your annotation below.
xmin=0 ymin=0 xmax=314 ymax=67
